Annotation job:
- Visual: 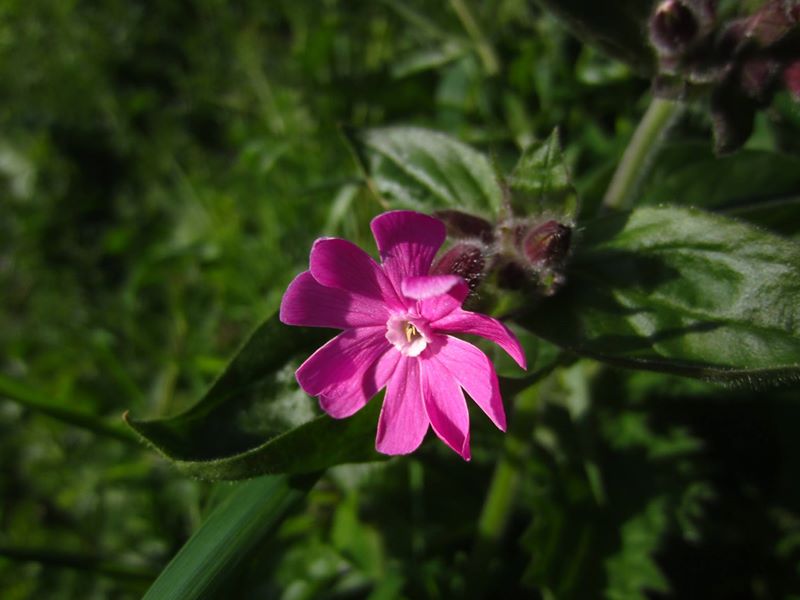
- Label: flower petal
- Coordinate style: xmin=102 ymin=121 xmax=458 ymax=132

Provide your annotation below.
xmin=370 ymin=211 xmax=446 ymax=289
xmin=280 ymin=271 xmax=389 ymax=329
xmin=417 ymin=279 xmax=469 ymax=322
xmin=432 ymin=309 xmax=526 ymax=369
xmin=295 ymin=327 xmax=389 ymax=399
xmin=320 ymin=345 xmax=401 ymax=418
xmin=420 ymin=357 xmax=470 ymax=459
xmin=430 ymin=336 xmax=506 ymax=431
xmin=401 ymin=274 xmax=464 ymax=300
xmin=375 ymin=357 xmax=428 ymax=455
xmin=310 ymin=238 xmax=401 ymax=307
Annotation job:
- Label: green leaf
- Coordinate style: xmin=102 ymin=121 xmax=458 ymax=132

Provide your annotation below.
xmin=637 ymin=143 xmax=800 ymax=236
xmin=142 ymin=474 xmax=312 ymax=600
xmin=352 ymin=126 xmax=503 ymax=214
xmin=532 ymin=0 xmax=655 ymax=75
xmin=641 ymin=143 xmax=800 ymax=211
xmin=508 ymin=129 xmax=579 ymax=221
xmin=722 ymin=195 xmax=800 ymax=239
xmin=516 ymin=206 xmax=800 ymax=382
xmin=125 ymin=315 xmax=385 ymax=480
xmin=391 ymin=43 xmax=467 ymax=78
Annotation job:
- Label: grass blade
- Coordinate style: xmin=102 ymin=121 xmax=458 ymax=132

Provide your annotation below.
xmin=142 ymin=474 xmax=313 ymax=600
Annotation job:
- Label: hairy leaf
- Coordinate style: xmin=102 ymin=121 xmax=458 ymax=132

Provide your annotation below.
xmin=641 ymin=143 xmax=800 ymax=215
xmin=352 ymin=126 xmax=503 ymax=214
xmin=516 ymin=206 xmax=800 ymax=382
xmin=508 ymin=128 xmax=579 ymax=221
xmin=125 ymin=315 xmax=384 ymax=480
xmin=722 ymin=195 xmax=800 ymax=239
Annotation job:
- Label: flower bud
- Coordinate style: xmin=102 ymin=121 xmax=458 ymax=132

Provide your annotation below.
xmin=740 ymin=57 xmax=781 ymax=103
xmin=785 ymin=60 xmax=800 ymax=101
xmin=431 ymin=241 xmax=487 ymax=291
xmin=650 ymin=0 xmax=702 ymax=56
xmin=711 ymin=82 xmax=756 ymax=155
xmin=743 ymin=0 xmax=798 ymax=47
xmin=522 ymin=220 xmax=571 ymax=269
xmin=432 ymin=210 xmax=494 ymax=243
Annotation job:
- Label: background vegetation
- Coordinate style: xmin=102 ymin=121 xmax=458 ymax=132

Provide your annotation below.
xmin=2 ymin=0 xmax=800 ymax=598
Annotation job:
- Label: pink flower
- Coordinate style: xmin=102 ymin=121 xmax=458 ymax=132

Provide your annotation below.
xmin=279 ymin=211 xmax=526 ymax=460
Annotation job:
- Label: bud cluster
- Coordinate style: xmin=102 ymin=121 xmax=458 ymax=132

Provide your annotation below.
xmin=431 ymin=210 xmax=574 ymax=300
xmin=649 ymin=0 xmax=800 ymax=153
xmin=504 ymin=217 xmax=573 ymax=296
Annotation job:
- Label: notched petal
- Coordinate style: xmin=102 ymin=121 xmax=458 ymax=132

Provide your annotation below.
xmin=401 ymin=274 xmax=465 ymax=300
xmin=280 ymin=271 xmax=388 ymax=329
xmin=432 ymin=309 xmax=527 ymax=370
xmin=371 ymin=211 xmax=446 ymax=288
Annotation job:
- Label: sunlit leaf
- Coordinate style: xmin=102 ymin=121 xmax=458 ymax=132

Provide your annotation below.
xmin=351 ymin=126 xmax=503 ymax=214
xmin=516 ymin=206 xmax=800 ymax=383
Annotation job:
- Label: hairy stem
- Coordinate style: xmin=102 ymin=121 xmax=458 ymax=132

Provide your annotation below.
xmin=602 ymin=97 xmax=681 ymax=211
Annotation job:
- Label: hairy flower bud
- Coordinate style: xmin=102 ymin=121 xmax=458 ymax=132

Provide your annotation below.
xmin=431 ymin=241 xmax=488 ymax=291
xmin=522 ymin=220 xmax=572 ymax=269
xmin=744 ymin=0 xmax=799 ymax=47
xmin=432 ymin=210 xmax=494 ymax=243
xmin=785 ymin=60 xmax=800 ymax=101
xmin=711 ymin=82 xmax=756 ymax=155
xmin=741 ymin=57 xmax=782 ymax=102
xmin=651 ymin=0 xmax=701 ymax=56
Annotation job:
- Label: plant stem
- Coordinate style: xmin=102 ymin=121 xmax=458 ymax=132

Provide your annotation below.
xmin=466 ymin=382 xmax=541 ymax=597
xmin=0 ymin=374 xmax=139 ymax=445
xmin=602 ymin=97 xmax=681 ymax=211
xmin=449 ymin=0 xmax=500 ymax=76
xmin=0 ymin=546 xmax=157 ymax=581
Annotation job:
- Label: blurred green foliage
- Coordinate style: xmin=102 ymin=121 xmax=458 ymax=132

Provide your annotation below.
xmin=2 ymin=0 xmax=800 ymax=598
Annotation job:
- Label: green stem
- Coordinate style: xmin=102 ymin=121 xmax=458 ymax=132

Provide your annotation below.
xmin=475 ymin=453 xmax=519 ymax=544
xmin=449 ymin=0 xmax=500 ymax=76
xmin=467 ymin=383 xmax=541 ymax=597
xmin=602 ymin=97 xmax=681 ymax=211
xmin=0 ymin=374 xmax=139 ymax=445
xmin=0 ymin=546 xmax=157 ymax=581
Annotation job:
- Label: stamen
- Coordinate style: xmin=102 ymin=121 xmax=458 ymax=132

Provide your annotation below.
xmin=386 ymin=315 xmax=429 ymax=357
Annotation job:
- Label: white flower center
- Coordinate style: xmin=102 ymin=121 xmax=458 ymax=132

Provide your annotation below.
xmin=386 ymin=315 xmax=429 ymax=357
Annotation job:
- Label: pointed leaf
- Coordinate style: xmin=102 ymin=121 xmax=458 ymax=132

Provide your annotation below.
xmin=508 ymin=129 xmax=579 ymax=221
xmin=352 ymin=126 xmax=503 ymax=214
xmin=125 ymin=315 xmax=385 ymax=480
